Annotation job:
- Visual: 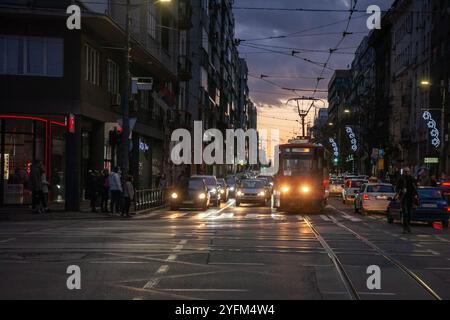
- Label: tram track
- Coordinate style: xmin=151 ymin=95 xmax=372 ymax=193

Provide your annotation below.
xmin=303 ymin=215 xmax=442 ymax=300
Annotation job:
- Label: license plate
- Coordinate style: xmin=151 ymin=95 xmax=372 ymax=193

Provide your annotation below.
xmin=184 ymin=200 xmax=194 ymax=204
xmin=422 ymin=204 xmax=437 ymax=208
xmin=376 ymin=196 xmax=387 ymax=200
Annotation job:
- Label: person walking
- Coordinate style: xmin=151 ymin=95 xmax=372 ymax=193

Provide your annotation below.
xmin=100 ymin=169 xmax=110 ymax=213
xmin=41 ymin=168 xmax=50 ymax=213
xmin=109 ymin=167 xmax=123 ymax=215
xmin=122 ymin=176 xmax=135 ymax=218
xmin=30 ymin=160 xmax=43 ymax=213
xmin=395 ymin=167 xmax=418 ymax=234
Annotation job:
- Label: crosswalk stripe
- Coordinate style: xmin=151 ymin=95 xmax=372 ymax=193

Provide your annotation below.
xmin=320 ymin=215 xmax=331 ymax=221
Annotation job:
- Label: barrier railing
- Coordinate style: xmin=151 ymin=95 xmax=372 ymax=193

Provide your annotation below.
xmin=134 ymin=189 xmax=164 ymax=211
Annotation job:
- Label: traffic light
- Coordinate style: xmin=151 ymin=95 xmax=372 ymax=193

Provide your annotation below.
xmin=333 ymin=157 xmax=339 ymax=166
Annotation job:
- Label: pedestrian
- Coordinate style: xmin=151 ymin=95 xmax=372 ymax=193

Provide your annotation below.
xmin=100 ymin=169 xmax=110 ymax=213
xmin=86 ymin=170 xmax=99 ymax=213
xmin=30 ymin=160 xmax=43 ymax=213
xmin=109 ymin=167 xmax=123 ymax=215
xmin=41 ymin=168 xmax=50 ymax=213
xmin=122 ymin=175 xmax=135 ymax=217
xmin=395 ymin=167 xmax=418 ymax=234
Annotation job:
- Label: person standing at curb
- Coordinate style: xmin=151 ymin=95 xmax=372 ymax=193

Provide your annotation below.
xmin=122 ymin=175 xmax=135 ymax=218
xmin=100 ymin=169 xmax=110 ymax=213
xmin=395 ymin=167 xmax=418 ymax=234
xmin=41 ymin=167 xmax=50 ymax=213
xmin=109 ymin=167 xmax=123 ymax=215
xmin=30 ymin=160 xmax=43 ymax=214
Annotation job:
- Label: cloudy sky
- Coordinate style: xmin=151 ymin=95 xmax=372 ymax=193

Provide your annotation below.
xmin=234 ymin=0 xmax=394 ymax=145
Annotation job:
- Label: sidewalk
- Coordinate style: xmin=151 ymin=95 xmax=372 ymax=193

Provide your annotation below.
xmin=0 ymin=202 xmax=165 ymax=222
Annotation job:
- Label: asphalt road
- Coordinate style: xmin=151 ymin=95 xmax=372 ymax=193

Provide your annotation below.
xmin=0 ymin=197 xmax=449 ymax=300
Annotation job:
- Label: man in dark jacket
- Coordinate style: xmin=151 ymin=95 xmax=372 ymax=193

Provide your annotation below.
xmin=395 ymin=167 xmax=418 ymax=234
xmin=29 ymin=160 xmax=43 ymax=213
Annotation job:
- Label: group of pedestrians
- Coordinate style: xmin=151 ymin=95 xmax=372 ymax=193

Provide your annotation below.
xmin=86 ymin=167 xmax=135 ymax=217
xmin=29 ymin=160 xmax=50 ymax=214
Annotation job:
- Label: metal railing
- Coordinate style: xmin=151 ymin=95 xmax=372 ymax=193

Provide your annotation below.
xmin=134 ymin=189 xmax=164 ymax=212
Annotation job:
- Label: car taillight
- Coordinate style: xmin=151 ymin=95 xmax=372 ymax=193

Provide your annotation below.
xmin=443 ymin=182 xmax=450 ymax=187
xmin=363 ymin=194 xmax=369 ymax=201
xmin=446 ymin=207 xmax=450 ymax=212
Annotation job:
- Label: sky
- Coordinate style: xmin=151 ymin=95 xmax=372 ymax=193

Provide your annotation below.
xmin=234 ymin=0 xmax=394 ymax=147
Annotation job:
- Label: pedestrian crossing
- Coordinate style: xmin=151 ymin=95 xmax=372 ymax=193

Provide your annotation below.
xmin=142 ymin=210 xmax=368 ymax=223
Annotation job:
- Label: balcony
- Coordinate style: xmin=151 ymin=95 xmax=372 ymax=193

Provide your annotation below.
xmin=178 ymin=55 xmax=192 ymax=81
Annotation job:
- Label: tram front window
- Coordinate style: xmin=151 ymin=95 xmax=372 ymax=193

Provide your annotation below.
xmin=283 ymin=158 xmax=314 ymax=176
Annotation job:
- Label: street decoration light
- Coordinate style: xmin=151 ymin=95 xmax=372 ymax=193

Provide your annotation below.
xmin=345 ymin=126 xmax=358 ymax=152
xmin=423 ymin=111 xmax=441 ymax=148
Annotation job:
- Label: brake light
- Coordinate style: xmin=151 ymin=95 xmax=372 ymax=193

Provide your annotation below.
xmin=363 ymin=194 xmax=369 ymax=201
xmin=447 ymin=207 xmax=450 ymax=212
xmin=442 ymin=182 xmax=450 ymax=187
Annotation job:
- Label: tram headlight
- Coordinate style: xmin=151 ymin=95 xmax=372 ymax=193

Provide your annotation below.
xmin=301 ymin=186 xmax=311 ymax=194
xmin=281 ymin=186 xmax=290 ymax=193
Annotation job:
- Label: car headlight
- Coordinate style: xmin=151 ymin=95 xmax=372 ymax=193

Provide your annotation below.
xmin=258 ymin=191 xmax=266 ymax=197
xmin=220 ymin=189 xmax=225 ymax=194
xmin=237 ymin=191 xmax=243 ymax=197
xmin=199 ymin=193 xmax=206 ymax=200
xmin=171 ymin=192 xmax=178 ymax=199
xmin=281 ymin=186 xmax=290 ymax=193
xmin=230 ymin=187 xmax=235 ymax=191
xmin=210 ymin=188 xmax=217 ymax=194
xmin=301 ymin=186 xmax=311 ymax=193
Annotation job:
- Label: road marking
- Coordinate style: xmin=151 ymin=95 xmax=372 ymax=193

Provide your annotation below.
xmin=143 ymin=278 xmax=160 ymax=290
xmin=208 ymin=262 xmax=266 ymax=266
xmin=0 ymin=238 xmax=16 ymax=243
xmin=329 ymin=206 xmax=362 ymax=222
xmin=358 ymin=292 xmax=397 ymax=296
xmin=246 ymin=214 xmax=259 ymax=219
xmin=427 ymin=249 xmax=440 ymax=256
xmin=158 ymin=288 xmax=249 ymax=292
xmin=156 ymin=265 xmax=169 ymax=275
xmin=320 ymin=215 xmax=331 ymax=222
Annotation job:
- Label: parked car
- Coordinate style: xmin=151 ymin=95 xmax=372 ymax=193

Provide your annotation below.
xmin=217 ymin=178 xmax=229 ymax=202
xmin=236 ymin=179 xmax=269 ymax=207
xmin=438 ymin=180 xmax=450 ymax=204
xmin=342 ymin=179 xmax=367 ymax=204
xmin=192 ymin=175 xmax=221 ymax=207
xmin=387 ymin=187 xmax=450 ymax=227
xmin=329 ymin=178 xmax=344 ymax=196
xmin=169 ymin=177 xmax=210 ymax=211
xmin=354 ymin=183 xmax=396 ymax=215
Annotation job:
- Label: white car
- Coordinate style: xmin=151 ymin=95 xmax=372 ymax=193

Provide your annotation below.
xmin=342 ymin=179 xmax=367 ymax=204
xmin=354 ymin=183 xmax=396 ymax=215
xmin=329 ymin=179 xmax=344 ymax=196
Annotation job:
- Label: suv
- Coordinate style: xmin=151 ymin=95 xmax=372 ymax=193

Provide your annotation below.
xmin=192 ymin=175 xmax=221 ymax=207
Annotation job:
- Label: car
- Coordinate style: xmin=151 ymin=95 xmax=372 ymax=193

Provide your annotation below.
xmin=236 ymin=179 xmax=269 ymax=207
xmin=169 ymin=177 xmax=211 ymax=211
xmin=256 ymin=177 xmax=273 ymax=200
xmin=226 ymin=175 xmax=238 ymax=198
xmin=192 ymin=175 xmax=221 ymax=207
xmin=329 ymin=178 xmax=344 ymax=196
xmin=342 ymin=179 xmax=367 ymax=204
xmin=387 ymin=187 xmax=450 ymax=227
xmin=354 ymin=183 xmax=396 ymax=215
xmin=217 ymin=178 xmax=229 ymax=202
xmin=438 ymin=180 xmax=450 ymax=204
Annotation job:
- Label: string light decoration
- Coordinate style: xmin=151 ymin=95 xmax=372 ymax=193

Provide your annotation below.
xmin=422 ymin=111 xmax=441 ymax=148
xmin=329 ymin=138 xmax=339 ymax=157
xmin=345 ymin=126 xmax=358 ymax=152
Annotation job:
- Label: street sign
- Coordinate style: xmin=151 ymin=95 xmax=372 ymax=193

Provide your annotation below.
xmin=424 ymin=157 xmax=439 ymax=164
xmin=132 ymin=77 xmax=154 ymax=94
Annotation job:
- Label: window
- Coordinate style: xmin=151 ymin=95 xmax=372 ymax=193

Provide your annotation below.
xmin=148 ymin=12 xmax=157 ymax=39
xmin=0 ymin=35 xmax=63 ymax=76
xmin=106 ymin=59 xmax=119 ymax=94
xmin=200 ymin=67 xmax=208 ymax=90
xmin=85 ymin=44 xmax=100 ymax=85
xmin=139 ymin=91 xmax=149 ymax=111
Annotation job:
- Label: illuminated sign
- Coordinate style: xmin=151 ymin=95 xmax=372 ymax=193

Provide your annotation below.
xmin=422 ymin=111 xmax=440 ymax=148
xmin=329 ymin=138 xmax=339 ymax=157
xmin=424 ymin=157 xmax=439 ymax=164
xmin=3 ymin=154 xmax=9 ymax=178
xmin=345 ymin=127 xmax=358 ymax=152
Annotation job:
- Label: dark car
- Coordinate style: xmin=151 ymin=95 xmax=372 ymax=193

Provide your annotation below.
xmin=438 ymin=180 xmax=450 ymax=204
xmin=226 ymin=175 xmax=238 ymax=198
xmin=217 ymin=178 xmax=229 ymax=202
xmin=192 ymin=175 xmax=221 ymax=207
xmin=169 ymin=177 xmax=210 ymax=211
xmin=387 ymin=187 xmax=450 ymax=227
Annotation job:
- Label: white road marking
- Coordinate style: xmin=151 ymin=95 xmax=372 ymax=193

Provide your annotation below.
xmin=143 ymin=278 xmax=159 ymax=290
xmin=167 ymin=254 xmax=178 ymax=261
xmin=320 ymin=215 xmax=331 ymax=222
xmin=159 ymin=288 xmax=249 ymax=292
xmin=208 ymin=262 xmax=266 ymax=266
xmin=156 ymin=265 xmax=169 ymax=275
xmin=245 ymin=214 xmax=259 ymax=219
xmin=0 ymin=238 xmax=16 ymax=243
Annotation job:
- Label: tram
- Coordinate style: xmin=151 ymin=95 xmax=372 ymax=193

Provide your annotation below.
xmin=273 ymin=138 xmax=329 ymax=213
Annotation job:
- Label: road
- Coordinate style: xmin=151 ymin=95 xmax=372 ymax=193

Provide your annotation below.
xmin=0 ymin=197 xmax=450 ymax=300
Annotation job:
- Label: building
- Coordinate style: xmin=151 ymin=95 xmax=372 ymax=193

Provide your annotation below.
xmin=430 ymin=0 xmax=450 ymax=175
xmin=0 ymin=0 xmax=179 ymax=210
xmin=389 ymin=0 xmax=433 ymax=174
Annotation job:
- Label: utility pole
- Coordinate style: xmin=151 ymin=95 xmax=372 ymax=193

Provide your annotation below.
xmin=121 ymin=0 xmax=131 ymax=177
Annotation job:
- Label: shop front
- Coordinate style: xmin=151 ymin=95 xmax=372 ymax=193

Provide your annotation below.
xmin=0 ymin=115 xmax=67 ymax=206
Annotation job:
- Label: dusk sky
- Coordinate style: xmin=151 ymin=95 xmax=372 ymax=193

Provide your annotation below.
xmin=234 ymin=0 xmax=394 ymax=144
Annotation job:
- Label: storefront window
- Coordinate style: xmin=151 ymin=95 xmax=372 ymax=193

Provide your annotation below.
xmin=3 ymin=119 xmax=44 ymax=205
